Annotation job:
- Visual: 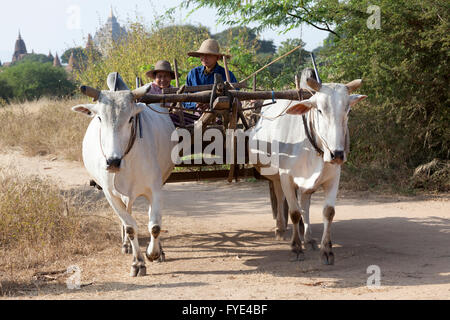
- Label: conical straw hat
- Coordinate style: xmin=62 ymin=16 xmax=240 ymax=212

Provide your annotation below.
xmin=188 ymin=39 xmax=231 ymax=59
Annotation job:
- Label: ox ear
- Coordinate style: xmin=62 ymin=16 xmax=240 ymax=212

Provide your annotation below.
xmin=349 ymin=94 xmax=368 ymax=107
xmin=72 ymin=104 xmax=97 ymax=117
xmin=286 ymin=100 xmax=314 ymax=115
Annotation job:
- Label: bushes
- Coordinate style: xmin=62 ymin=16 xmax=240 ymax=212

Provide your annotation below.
xmin=0 ymin=168 xmax=117 ymax=276
xmin=319 ymin=0 xmax=449 ymax=168
xmin=0 ymin=61 xmax=76 ymax=101
xmin=0 ymin=78 xmax=13 ymax=103
xmin=0 ymin=172 xmax=76 ymax=248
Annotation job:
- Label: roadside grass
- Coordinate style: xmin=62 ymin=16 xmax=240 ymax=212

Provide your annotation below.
xmin=0 ymin=97 xmax=91 ymax=161
xmin=0 ymin=168 xmax=118 ymax=296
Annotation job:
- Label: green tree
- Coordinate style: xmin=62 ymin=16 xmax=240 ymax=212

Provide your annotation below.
xmin=13 ymin=53 xmax=53 ymax=65
xmin=77 ymin=21 xmax=211 ymax=89
xmin=0 ymin=78 xmax=13 ymax=104
xmin=268 ymin=38 xmax=310 ymax=89
xmin=182 ymin=0 xmax=340 ymax=36
xmin=61 ymin=47 xmax=87 ymax=64
xmin=318 ymin=0 xmax=449 ymax=166
xmin=213 ymin=27 xmax=276 ymax=54
xmin=0 ymin=61 xmax=76 ymax=100
xmin=183 ymin=0 xmax=450 ymax=170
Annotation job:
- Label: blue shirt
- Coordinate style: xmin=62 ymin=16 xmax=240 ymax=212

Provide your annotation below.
xmin=184 ymin=64 xmax=238 ymax=109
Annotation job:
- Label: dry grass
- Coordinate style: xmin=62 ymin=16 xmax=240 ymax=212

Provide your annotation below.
xmin=412 ymin=159 xmax=450 ymax=192
xmin=0 ymin=168 xmax=118 ymax=296
xmin=0 ymin=97 xmax=91 ymax=161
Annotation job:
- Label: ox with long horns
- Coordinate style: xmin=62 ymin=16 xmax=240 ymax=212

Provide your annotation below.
xmin=72 ymin=73 xmax=176 ymax=276
xmin=250 ymin=68 xmax=367 ymax=264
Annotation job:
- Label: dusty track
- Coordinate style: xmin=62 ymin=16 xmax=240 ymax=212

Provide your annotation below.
xmin=1 ymin=151 xmax=449 ymax=300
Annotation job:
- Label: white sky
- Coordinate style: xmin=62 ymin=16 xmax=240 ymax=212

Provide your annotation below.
xmin=0 ymin=0 xmax=329 ymax=63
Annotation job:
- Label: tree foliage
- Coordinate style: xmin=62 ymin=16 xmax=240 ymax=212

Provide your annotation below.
xmin=318 ymin=0 xmax=449 ymax=166
xmin=0 ymin=61 xmax=76 ymax=101
xmin=13 ymin=53 xmax=53 ymax=65
xmin=0 ymin=78 xmax=13 ymax=98
xmin=213 ymin=27 xmax=276 ymax=54
xmin=183 ymin=0 xmax=450 ymax=171
xmin=182 ymin=0 xmax=340 ymax=36
xmin=76 ymin=21 xmax=211 ymax=89
xmin=61 ymin=47 xmax=86 ymax=64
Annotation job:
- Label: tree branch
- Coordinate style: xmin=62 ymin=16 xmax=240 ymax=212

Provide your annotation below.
xmin=287 ymin=11 xmax=340 ymax=38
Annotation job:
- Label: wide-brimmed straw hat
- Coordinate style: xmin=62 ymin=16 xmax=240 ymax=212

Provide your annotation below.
xmin=187 ymin=39 xmax=231 ymax=59
xmin=145 ymin=60 xmax=176 ymax=79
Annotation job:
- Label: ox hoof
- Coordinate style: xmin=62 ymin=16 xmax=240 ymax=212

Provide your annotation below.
xmin=158 ymin=251 xmax=166 ymax=263
xmin=146 ymin=251 xmax=165 ymax=263
xmin=289 ymin=251 xmax=305 ymax=262
xmin=275 ymin=230 xmax=284 ymax=241
xmin=320 ymin=251 xmax=335 ymax=265
xmin=305 ymin=239 xmax=319 ymax=251
xmin=122 ymin=244 xmax=132 ymax=254
xmin=146 ymin=243 xmax=165 ymax=263
xmin=275 ymin=229 xmax=289 ymax=241
xmin=290 ymin=241 xmax=304 ymax=261
xmin=130 ymin=265 xmax=147 ymax=277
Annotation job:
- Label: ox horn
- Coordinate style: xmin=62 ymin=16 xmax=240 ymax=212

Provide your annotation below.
xmin=306 ymin=77 xmax=322 ymax=92
xmin=132 ymin=83 xmax=151 ymax=100
xmin=346 ymin=79 xmax=363 ymax=93
xmin=80 ymin=86 xmax=100 ymax=101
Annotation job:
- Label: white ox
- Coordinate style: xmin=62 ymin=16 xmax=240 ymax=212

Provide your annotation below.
xmin=250 ymin=75 xmax=367 ymax=264
xmin=72 ymin=78 xmax=176 ymax=277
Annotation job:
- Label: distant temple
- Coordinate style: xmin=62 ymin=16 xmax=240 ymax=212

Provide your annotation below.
xmin=94 ymin=7 xmax=127 ymax=54
xmin=2 ymin=9 xmax=128 ymax=69
xmin=11 ymin=31 xmax=28 ymax=63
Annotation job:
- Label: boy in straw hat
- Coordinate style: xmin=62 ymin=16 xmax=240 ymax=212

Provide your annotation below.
xmin=184 ymin=39 xmax=237 ymax=110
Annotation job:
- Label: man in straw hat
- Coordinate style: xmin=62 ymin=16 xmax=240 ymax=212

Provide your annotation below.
xmin=184 ymin=39 xmax=237 ymax=110
xmin=145 ymin=60 xmax=176 ymax=95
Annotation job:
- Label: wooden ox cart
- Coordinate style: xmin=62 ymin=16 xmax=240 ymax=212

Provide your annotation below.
xmin=138 ymin=66 xmax=313 ymax=185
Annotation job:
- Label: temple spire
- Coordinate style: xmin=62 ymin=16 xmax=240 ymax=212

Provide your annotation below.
xmin=53 ymin=53 xmax=61 ymax=67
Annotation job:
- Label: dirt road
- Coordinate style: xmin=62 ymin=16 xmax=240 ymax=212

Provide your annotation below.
xmin=1 ymin=151 xmax=449 ymax=300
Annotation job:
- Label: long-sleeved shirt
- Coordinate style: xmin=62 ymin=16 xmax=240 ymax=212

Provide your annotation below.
xmin=144 ymin=82 xmax=173 ymax=107
xmin=184 ymin=64 xmax=237 ymax=109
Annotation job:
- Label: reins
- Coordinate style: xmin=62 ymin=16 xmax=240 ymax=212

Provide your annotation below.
xmin=302 ymin=112 xmax=324 ymax=157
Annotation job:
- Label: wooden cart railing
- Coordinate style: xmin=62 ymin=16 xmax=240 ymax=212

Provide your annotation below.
xmin=137 ymin=64 xmax=312 ymax=184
